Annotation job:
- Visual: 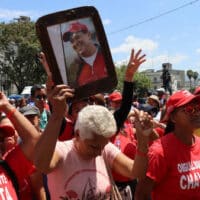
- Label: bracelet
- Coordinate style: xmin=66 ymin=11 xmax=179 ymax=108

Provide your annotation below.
xmin=6 ymin=108 xmax=17 ymax=119
xmin=136 ymin=148 xmax=148 ymax=157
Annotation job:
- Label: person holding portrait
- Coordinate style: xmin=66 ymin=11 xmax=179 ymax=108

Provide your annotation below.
xmin=62 ymin=21 xmax=107 ymax=87
xmin=34 ymin=84 xmax=153 ymax=199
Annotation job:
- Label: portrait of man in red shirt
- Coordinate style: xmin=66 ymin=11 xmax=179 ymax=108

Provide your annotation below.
xmin=62 ymin=21 xmax=108 ymax=87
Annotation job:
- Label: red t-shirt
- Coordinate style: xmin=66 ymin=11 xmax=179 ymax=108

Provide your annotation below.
xmin=147 ymin=133 xmax=200 ymax=200
xmin=77 ymin=51 xmax=107 ymax=86
xmin=0 ymin=166 xmax=18 ymax=199
xmin=111 ymin=121 xmax=137 ymax=182
xmin=58 ymin=118 xmax=74 ymax=141
xmin=149 ymin=127 xmax=165 ymax=146
xmin=3 ymin=145 xmax=35 ymax=200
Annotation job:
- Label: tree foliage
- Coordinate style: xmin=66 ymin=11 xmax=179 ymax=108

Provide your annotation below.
xmin=115 ymin=64 xmax=126 ymax=91
xmin=132 ymin=73 xmax=152 ymax=97
xmin=193 ymin=71 xmax=199 ymax=82
xmin=186 ymin=69 xmax=194 ymax=80
xmin=186 ymin=69 xmax=199 ymax=90
xmin=0 ymin=19 xmax=45 ymax=93
xmin=115 ymin=64 xmax=151 ymax=97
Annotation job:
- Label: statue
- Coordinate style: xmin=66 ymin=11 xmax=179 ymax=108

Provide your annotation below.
xmin=161 ymin=65 xmax=172 ymax=95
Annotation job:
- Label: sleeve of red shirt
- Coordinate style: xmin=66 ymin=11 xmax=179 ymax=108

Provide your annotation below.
xmin=3 ymin=146 xmax=35 ymax=181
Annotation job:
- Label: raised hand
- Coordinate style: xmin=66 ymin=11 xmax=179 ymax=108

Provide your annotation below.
xmin=38 ymin=52 xmax=52 ymax=77
xmin=0 ymin=92 xmax=10 ymax=109
xmin=134 ymin=108 xmax=153 ymax=152
xmin=48 ymin=85 xmax=74 ymax=118
xmin=134 ymin=108 xmax=153 ymax=136
xmin=38 ymin=52 xmax=75 ymax=116
xmin=38 ymin=52 xmax=54 ymax=91
xmin=125 ymin=49 xmax=146 ymax=82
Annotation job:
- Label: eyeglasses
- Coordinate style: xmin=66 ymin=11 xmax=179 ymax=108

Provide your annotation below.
xmin=35 ymin=95 xmax=47 ymax=100
xmin=181 ymin=103 xmax=200 ymax=115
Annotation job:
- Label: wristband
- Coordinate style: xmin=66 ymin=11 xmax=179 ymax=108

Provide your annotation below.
xmin=136 ymin=148 xmax=148 ymax=157
xmin=6 ymin=108 xmax=17 ymax=119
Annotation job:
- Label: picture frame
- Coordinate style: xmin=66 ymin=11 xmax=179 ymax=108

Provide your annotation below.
xmin=35 ymin=6 xmax=117 ymax=100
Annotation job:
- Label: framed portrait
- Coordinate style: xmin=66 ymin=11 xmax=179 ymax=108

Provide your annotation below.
xmin=36 ymin=6 xmax=117 ymax=100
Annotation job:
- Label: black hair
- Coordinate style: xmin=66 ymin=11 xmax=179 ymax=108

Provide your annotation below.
xmin=68 ymin=98 xmax=89 ymax=116
xmin=31 ymin=84 xmax=45 ymax=97
xmin=132 ymin=94 xmax=138 ymax=101
xmin=164 ymin=109 xmax=177 ymax=135
xmin=164 ymin=119 xmax=175 ymax=135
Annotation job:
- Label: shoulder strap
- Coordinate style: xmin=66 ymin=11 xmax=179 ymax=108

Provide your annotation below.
xmin=103 ymin=155 xmax=122 ymax=200
xmin=46 ymin=110 xmax=51 ymax=120
xmin=0 ymin=160 xmax=19 ymax=198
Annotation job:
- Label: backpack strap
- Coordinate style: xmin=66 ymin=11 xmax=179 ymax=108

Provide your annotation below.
xmin=0 ymin=160 xmax=19 ymax=198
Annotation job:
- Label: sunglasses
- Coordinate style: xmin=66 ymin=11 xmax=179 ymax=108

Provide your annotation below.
xmin=181 ymin=103 xmax=200 ymax=115
xmin=35 ymin=95 xmax=47 ymax=100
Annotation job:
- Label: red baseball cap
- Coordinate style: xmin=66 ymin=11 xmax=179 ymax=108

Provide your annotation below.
xmin=63 ymin=22 xmax=88 ymax=42
xmin=194 ymin=86 xmax=200 ymax=95
xmin=109 ymin=92 xmax=122 ymax=102
xmin=163 ymin=90 xmax=200 ymax=122
xmin=0 ymin=125 xmax=15 ymax=138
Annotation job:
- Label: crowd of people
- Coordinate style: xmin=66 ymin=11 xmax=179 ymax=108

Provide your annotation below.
xmin=1 ymin=47 xmax=200 ymax=200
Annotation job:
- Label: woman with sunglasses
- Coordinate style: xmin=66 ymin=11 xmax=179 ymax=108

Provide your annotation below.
xmin=135 ymin=90 xmax=200 ymax=199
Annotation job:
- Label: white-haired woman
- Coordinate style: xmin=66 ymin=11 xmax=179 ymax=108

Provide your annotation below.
xmin=34 ymin=85 xmax=152 ymax=200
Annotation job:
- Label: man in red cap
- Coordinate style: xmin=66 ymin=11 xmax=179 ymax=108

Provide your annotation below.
xmin=108 ymin=91 xmax=122 ymax=111
xmin=62 ymin=21 xmax=107 ymax=87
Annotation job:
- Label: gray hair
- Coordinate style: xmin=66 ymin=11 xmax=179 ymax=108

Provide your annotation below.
xmin=74 ymin=105 xmax=116 ymax=140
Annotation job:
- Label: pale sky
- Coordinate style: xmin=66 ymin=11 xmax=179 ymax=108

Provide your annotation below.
xmin=1 ymin=0 xmax=200 ymax=73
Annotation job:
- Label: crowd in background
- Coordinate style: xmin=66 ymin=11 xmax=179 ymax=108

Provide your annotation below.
xmin=0 ymin=48 xmax=200 ymax=200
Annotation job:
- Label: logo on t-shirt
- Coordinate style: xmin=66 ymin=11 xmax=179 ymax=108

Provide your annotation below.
xmin=178 ymin=160 xmax=200 ymax=190
xmin=0 ymin=173 xmax=18 ymax=199
xmin=60 ymin=169 xmax=111 ymax=199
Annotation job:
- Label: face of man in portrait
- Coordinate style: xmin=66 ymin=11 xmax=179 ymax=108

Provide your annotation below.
xmin=70 ymin=31 xmax=95 ymax=57
xmin=63 ymin=21 xmax=97 ymax=58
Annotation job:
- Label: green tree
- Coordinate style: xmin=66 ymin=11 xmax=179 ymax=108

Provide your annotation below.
xmin=115 ymin=64 xmax=126 ymax=91
xmin=115 ymin=64 xmax=151 ymax=97
xmin=0 ymin=18 xmax=45 ymax=94
xmin=193 ymin=71 xmax=199 ymax=86
xmin=186 ymin=70 xmax=194 ymax=90
xmin=132 ymin=73 xmax=152 ymax=97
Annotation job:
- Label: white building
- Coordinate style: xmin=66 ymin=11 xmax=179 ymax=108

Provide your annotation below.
xmin=141 ymin=63 xmax=185 ymax=92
